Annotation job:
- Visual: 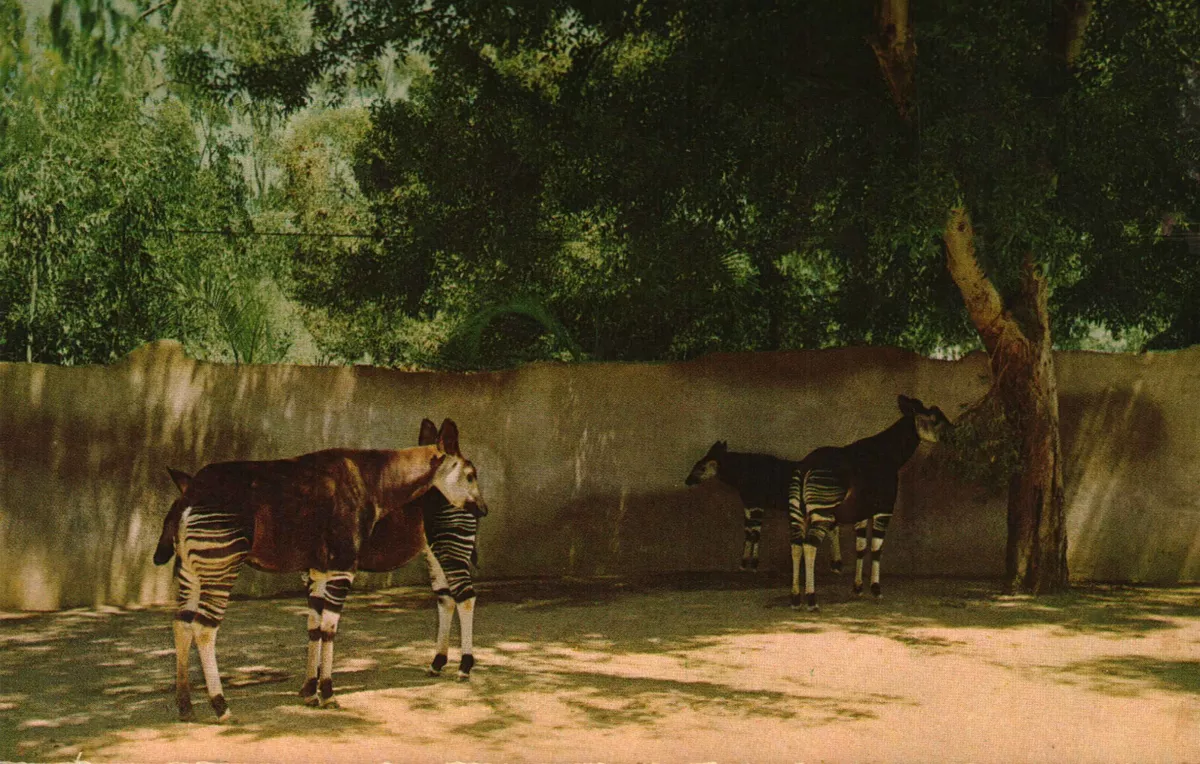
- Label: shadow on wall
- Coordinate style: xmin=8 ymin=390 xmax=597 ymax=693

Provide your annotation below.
xmin=480 ymin=482 xmax=747 ymax=579
xmin=1058 ymin=387 xmax=1191 ymax=583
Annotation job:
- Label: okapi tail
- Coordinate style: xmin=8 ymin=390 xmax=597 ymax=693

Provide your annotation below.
xmin=153 ymin=503 xmax=184 ymax=565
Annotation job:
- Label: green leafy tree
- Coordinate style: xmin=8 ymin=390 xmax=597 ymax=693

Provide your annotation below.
xmin=179 ymin=0 xmax=1199 ymax=591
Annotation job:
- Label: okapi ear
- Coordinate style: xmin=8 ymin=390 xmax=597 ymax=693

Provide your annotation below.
xmin=167 ymin=468 xmax=192 ymax=495
xmin=418 ymin=418 xmax=439 ymax=446
xmin=437 ymin=418 xmax=461 ymax=456
xmin=897 ymin=394 xmax=915 ymax=416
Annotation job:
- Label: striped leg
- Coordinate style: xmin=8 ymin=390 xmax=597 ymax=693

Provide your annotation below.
xmin=742 ymin=507 xmax=765 ymax=570
xmin=829 ymin=525 xmax=843 ymax=574
xmin=870 ymin=513 xmax=891 ymax=598
xmin=787 ymin=472 xmax=806 ymax=608
xmin=853 ymin=519 xmax=869 ymax=595
xmin=801 ymin=469 xmax=848 ymax=612
xmin=455 ymin=597 xmax=476 ymax=680
xmin=173 ymin=506 xmax=248 ymax=722
xmin=173 ymin=619 xmax=195 ymax=721
xmin=424 ymin=546 xmax=455 ymax=676
xmin=302 ymin=570 xmax=355 ymax=707
xmin=425 ymin=502 xmax=481 ymax=679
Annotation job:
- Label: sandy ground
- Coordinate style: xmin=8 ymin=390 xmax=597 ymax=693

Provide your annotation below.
xmin=1 ymin=574 xmax=1198 ymax=764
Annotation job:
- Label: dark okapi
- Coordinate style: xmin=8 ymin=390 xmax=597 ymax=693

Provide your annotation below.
xmin=684 ymin=445 xmax=844 ymax=573
xmin=788 ymin=395 xmax=952 ymax=611
xmin=152 ymin=418 xmax=487 ymax=722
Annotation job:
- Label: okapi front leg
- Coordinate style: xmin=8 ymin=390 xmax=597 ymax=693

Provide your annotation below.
xmin=304 ymin=570 xmax=355 ymax=707
xmin=742 ymin=507 xmax=765 ymax=570
xmin=870 ymin=513 xmax=891 ymax=598
xmin=424 ymin=547 xmax=455 ymax=676
xmin=455 ymin=597 xmax=476 ymax=681
xmin=828 ymin=525 xmax=843 ymax=574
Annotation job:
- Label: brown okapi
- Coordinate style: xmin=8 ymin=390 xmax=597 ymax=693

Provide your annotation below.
xmin=152 ymin=418 xmax=486 ymax=722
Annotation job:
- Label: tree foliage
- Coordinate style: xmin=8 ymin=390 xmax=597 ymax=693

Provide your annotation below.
xmin=182 ymin=0 xmax=1199 ymax=369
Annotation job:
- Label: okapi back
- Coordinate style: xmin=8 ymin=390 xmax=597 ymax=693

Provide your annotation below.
xmin=182 ymin=447 xmax=443 ymax=574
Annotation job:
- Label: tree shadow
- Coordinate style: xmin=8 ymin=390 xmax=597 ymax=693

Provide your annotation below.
xmin=1049 ymin=657 xmax=1200 ymax=698
xmin=3 ymin=575 xmax=1198 ymax=760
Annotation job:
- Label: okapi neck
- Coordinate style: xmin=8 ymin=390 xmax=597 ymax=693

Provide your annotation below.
xmin=379 ymin=446 xmax=445 ymax=507
xmin=853 ymin=417 xmax=921 ymax=467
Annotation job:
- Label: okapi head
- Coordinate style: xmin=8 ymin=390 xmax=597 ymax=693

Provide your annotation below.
xmin=424 ymin=417 xmax=488 ymax=518
xmin=685 ymin=440 xmax=728 ymax=486
xmin=898 ymin=395 xmax=953 ymax=443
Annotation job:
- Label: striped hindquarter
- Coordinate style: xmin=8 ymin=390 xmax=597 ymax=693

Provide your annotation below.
xmin=423 ymin=498 xmax=480 ymax=680
xmin=172 ymin=505 xmax=252 ymax=721
xmin=788 ymin=468 xmax=849 ymax=611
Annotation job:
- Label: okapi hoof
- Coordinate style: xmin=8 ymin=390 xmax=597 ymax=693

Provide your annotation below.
xmin=456 ymin=654 xmax=475 ymax=681
xmin=789 ymin=593 xmax=802 ymax=610
xmin=428 ymin=653 xmax=449 ymax=677
xmin=318 ymin=678 xmax=335 ymax=708
xmin=177 ymin=698 xmax=194 ymax=722
xmin=871 ymin=583 xmax=882 ymax=599
xmin=299 ymin=678 xmax=319 ymax=700
xmin=853 ymin=583 xmax=864 ymax=596
xmin=211 ymin=694 xmax=231 ymax=723
xmin=830 ymin=560 xmax=844 ymax=574
xmin=806 ymin=593 xmax=819 ymax=612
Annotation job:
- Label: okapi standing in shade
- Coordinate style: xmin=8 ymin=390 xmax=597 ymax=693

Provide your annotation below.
xmin=152 ymin=419 xmax=487 ymax=722
xmin=684 ymin=444 xmax=845 ymax=574
xmin=789 ymin=395 xmax=952 ymax=611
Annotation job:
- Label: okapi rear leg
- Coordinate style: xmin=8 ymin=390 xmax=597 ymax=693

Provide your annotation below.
xmin=869 ymin=513 xmax=891 ymax=598
xmin=194 ymin=621 xmax=231 ymax=722
xmin=828 ymin=526 xmax=843 ymax=574
xmin=853 ymin=519 xmax=869 ymax=595
xmin=742 ymin=507 xmax=765 ymax=570
xmin=802 ymin=514 xmax=836 ymax=612
xmin=173 ymin=619 xmax=195 ymax=721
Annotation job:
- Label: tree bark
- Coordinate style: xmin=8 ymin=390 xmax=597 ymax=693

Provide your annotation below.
xmin=943 ymin=208 xmax=1069 ymax=592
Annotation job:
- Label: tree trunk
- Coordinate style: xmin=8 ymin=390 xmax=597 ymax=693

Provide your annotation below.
xmin=944 ymin=209 xmax=1069 ymax=592
xmin=869 ymin=0 xmax=1082 ymax=594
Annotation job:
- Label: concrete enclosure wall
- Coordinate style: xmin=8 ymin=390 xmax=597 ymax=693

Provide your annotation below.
xmin=1 ymin=341 xmax=1197 ymax=610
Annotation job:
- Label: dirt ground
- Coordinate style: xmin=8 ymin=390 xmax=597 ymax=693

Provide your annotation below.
xmin=1 ymin=574 xmax=1198 ymax=764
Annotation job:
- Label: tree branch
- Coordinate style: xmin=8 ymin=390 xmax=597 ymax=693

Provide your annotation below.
xmin=1050 ymin=0 xmax=1093 ymax=67
xmin=138 ymin=0 xmax=177 ymax=22
xmin=943 ymin=206 xmax=1017 ymax=355
xmin=870 ymin=0 xmax=917 ymax=120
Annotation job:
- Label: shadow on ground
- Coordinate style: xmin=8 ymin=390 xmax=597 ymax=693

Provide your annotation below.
xmin=1 ymin=574 xmax=1197 ymax=761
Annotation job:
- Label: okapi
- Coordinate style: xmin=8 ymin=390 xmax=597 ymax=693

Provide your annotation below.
xmin=400 ymin=418 xmax=485 ymax=681
xmin=152 ymin=418 xmax=486 ymax=722
xmin=788 ymin=395 xmax=952 ymax=611
xmin=684 ymin=444 xmax=845 ymax=574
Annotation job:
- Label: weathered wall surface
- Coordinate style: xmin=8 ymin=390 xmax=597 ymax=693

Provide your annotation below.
xmin=0 ymin=341 xmax=1196 ymax=610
